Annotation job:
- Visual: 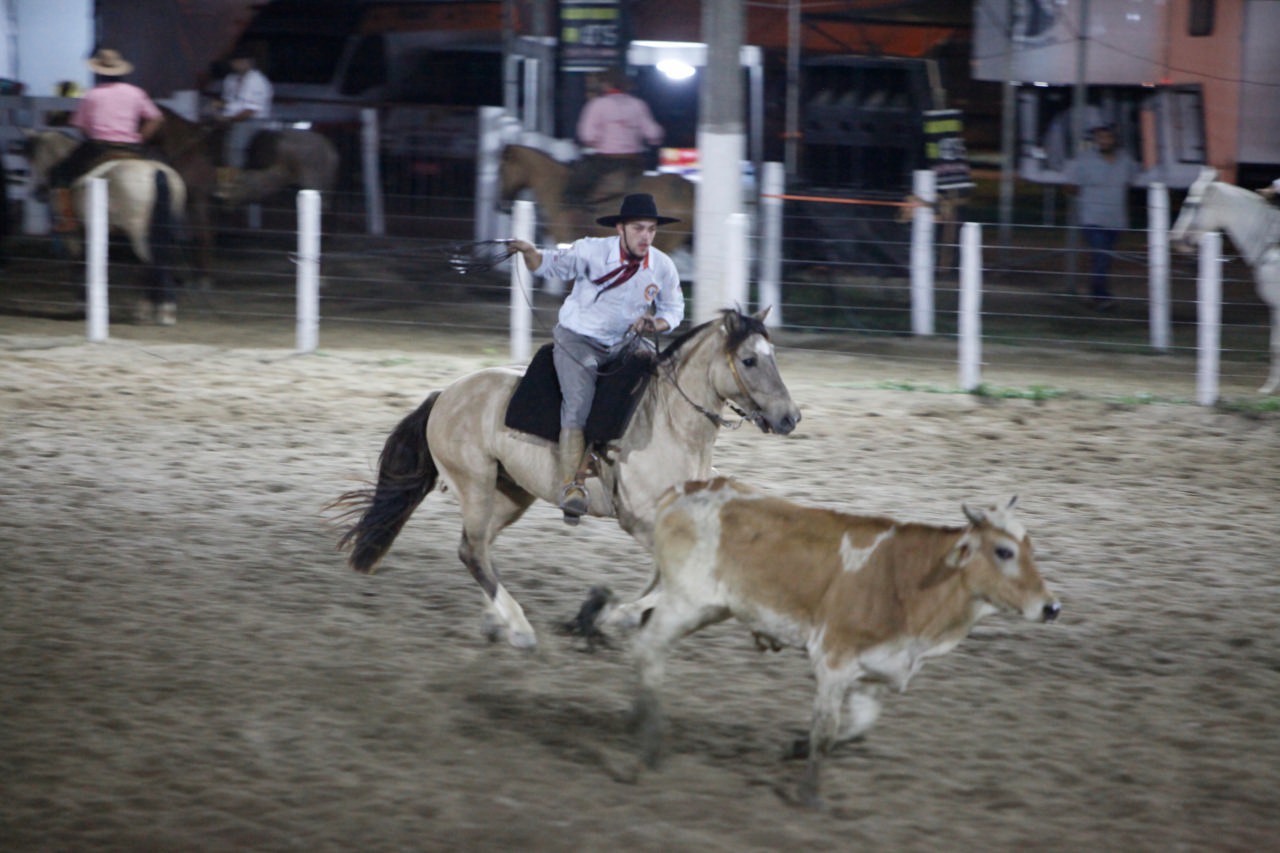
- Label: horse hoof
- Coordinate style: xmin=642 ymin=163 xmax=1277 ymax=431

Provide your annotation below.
xmin=157 ymin=303 xmax=177 ymax=326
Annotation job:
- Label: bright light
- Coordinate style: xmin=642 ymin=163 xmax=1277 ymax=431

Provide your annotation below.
xmin=657 ymin=59 xmax=695 ymax=81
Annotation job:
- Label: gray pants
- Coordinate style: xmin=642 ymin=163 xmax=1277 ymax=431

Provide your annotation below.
xmin=552 ymin=324 xmax=639 ymax=429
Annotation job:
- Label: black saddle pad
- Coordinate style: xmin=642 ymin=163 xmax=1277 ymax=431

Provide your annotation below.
xmin=504 ymin=342 xmax=656 ymax=446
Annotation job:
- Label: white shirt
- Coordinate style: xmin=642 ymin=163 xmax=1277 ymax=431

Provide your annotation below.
xmin=221 ymin=68 xmax=273 ymax=119
xmin=536 ymin=236 xmax=684 ymax=346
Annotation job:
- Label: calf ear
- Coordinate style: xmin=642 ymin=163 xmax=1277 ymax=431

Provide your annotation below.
xmin=945 ymin=536 xmax=973 ymax=570
xmin=920 ymin=537 xmax=972 ymax=589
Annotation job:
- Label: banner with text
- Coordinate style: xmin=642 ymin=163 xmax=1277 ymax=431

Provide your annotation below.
xmin=559 ymin=0 xmax=627 ymax=71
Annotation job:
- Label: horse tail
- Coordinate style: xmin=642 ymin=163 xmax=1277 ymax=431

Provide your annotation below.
xmin=331 ymin=392 xmax=441 ymax=574
xmin=148 ymin=169 xmax=179 ymax=270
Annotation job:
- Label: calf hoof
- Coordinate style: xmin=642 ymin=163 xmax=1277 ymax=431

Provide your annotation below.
xmin=785 ymin=735 xmax=811 ymax=760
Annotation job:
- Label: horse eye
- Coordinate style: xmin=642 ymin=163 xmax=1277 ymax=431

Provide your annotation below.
xmin=995 ymin=545 xmax=1015 ymax=561
xmin=741 ymin=356 xmax=757 ymax=368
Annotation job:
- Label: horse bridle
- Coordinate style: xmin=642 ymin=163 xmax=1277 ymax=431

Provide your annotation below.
xmin=659 ymin=334 xmax=769 ymax=431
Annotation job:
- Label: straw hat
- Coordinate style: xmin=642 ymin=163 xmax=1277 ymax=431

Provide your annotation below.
xmin=86 ymin=48 xmax=134 ymax=77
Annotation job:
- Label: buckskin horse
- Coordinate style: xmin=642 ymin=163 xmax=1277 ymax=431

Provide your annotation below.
xmin=1170 ymin=167 xmax=1280 ymax=393
xmin=25 ymin=129 xmax=186 ymax=321
xmin=499 ymin=143 xmax=695 ymax=256
xmin=332 ymin=309 xmax=800 ymax=650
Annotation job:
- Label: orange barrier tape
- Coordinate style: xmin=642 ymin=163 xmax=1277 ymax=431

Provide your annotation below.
xmin=760 ymin=192 xmax=917 ymax=208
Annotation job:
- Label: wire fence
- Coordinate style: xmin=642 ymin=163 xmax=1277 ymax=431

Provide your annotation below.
xmin=0 ymin=179 xmax=1273 ymax=403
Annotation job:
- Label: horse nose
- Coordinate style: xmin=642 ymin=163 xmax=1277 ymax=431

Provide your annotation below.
xmin=776 ymin=411 xmax=800 ymax=435
xmin=1042 ymin=601 xmax=1061 ymax=622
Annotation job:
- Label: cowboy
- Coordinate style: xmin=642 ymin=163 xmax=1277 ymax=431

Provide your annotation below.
xmin=506 ymin=193 xmax=684 ymax=524
xmin=212 ymin=47 xmax=273 ymax=178
xmin=48 ymin=48 xmax=164 ymax=232
xmin=564 ymin=67 xmax=664 ymax=205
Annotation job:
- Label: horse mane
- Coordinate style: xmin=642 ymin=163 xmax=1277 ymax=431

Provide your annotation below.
xmin=659 ymin=309 xmax=768 ymax=363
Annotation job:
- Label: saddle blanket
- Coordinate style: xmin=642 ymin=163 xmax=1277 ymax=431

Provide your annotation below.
xmin=504 ymin=342 xmax=655 ymax=446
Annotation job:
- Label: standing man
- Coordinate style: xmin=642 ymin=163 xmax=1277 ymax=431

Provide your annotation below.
xmin=1064 ymin=123 xmax=1140 ymax=310
xmin=564 ymin=67 xmax=664 ymax=205
xmin=506 ymin=193 xmax=684 ymax=524
xmin=214 ymin=48 xmax=273 ymax=178
xmin=48 ymin=48 xmax=164 ymax=231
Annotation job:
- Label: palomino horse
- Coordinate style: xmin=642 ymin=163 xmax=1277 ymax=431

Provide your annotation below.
xmin=25 ymin=130 xmax=187 ymax=320
xmin=333 ymin=309 xmax=800 ymax=649
xmin=499 ymin=143 xmax=695 ymax=256
xmin=1170 ymin=167 xmax=1280 ymax=393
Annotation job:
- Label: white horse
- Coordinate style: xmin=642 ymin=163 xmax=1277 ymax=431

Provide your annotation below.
xmin=1170 ymin=167 xmax=1280 ymax=393
xmin=332 ymin=309 xmax=801 ymax=650
xmin=25 ymin=130 xmax=188 ymax=319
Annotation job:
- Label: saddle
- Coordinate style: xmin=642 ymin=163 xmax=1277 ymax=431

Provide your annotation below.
xmin=504 ymin=342 xmax=656 ymax=447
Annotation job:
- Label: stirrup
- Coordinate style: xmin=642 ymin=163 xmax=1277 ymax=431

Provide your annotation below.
xmin=559 ymin=482 xmax=589 ymax=526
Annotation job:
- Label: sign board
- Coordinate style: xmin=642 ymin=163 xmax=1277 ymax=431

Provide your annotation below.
xmin=559 ymin=0 xmax=626 ymax=71
xmin=923 ymin=109 xmax=973 ymax=190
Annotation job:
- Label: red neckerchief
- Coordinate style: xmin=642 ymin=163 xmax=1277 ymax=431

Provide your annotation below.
xmin=591 ymin=243 xmax=648 ymax=301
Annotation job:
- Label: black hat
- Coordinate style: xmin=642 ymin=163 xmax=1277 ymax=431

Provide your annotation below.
xmin=596 ymin=193 xmax=680 ymax=227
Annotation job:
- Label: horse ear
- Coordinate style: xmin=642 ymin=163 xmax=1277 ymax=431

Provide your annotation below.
xmin=721 ymin=308 xmax=742 ymax=335
xmin=753 ymin=306 xmax=772 ymax=323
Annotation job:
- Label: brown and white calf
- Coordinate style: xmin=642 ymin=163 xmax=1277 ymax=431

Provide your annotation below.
xmin=609 ymin=477 xmax=1060 ymax=805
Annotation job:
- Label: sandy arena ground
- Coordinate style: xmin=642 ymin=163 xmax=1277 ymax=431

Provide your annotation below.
xmin=2 ymin=309 xmax=1278 ymax=852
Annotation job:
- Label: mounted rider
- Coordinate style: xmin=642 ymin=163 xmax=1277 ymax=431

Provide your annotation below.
xmin=506 ymin=193 xmax=684 ymax=524
xmin=48 ymin=48 xmax=164 ymax=233
xmin=563 ymin=67 xmax=664 ymax=206
xmin=210 ymin=47 xmax=274 ymax=188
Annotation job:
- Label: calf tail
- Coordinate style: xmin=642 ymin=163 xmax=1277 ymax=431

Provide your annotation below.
xmin=331 ymin=392 xmax=441 ymax=573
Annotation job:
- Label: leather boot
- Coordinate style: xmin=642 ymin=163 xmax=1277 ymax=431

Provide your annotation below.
xmin=557 ymin=428 xmax=589 ymax=525
xmin=51 ymin=188 xmax=78 ymax=233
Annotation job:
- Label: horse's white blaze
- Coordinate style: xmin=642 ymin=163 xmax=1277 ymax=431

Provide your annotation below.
xmin=839 ymin=527 xmax=894 ymax=574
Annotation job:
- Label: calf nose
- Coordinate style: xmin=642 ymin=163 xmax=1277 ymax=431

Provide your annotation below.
xmin=1042 ymin=601 xmax=1061 ymax=622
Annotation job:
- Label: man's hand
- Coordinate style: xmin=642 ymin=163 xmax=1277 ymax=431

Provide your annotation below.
xmin=631 ymin=315 xmax=669 ymax=334
xmin=506 ymin=239 xmax=542 ymax=271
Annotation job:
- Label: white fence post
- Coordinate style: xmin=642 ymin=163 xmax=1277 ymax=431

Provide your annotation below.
xmin=958 ymin=221 xmax=983 ymax=391
xmin=725 ymin=212 xmax=750 ymax=311
xmin=296 ymin=190 xmax=321 ymax=354
xmin=361 ymin=108 xmax=386 ymax=237
xmin=509 ymin=199 xmax=535 ymax=364
xmin=1148 ymin=182 xmax=1170 ymax=352
xmin=759 ymin=161 xmax=783 ymax=327
xmin=85 ymin=177 xmax=108 ymax=343
xmin=1196 ymin=230 xmax=1221 ymax=406
xmin=910 ymin=168 xmax=936 ymax=337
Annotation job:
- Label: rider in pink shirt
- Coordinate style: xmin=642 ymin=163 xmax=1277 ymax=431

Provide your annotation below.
xmin=49 ymin=48 xmax=164 ymax=211
xmin=564 ymin=67 xmax=664 ymax=204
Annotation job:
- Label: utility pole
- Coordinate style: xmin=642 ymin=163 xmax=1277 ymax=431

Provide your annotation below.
xmin=693 ymin=0 xmax=746 ymax=322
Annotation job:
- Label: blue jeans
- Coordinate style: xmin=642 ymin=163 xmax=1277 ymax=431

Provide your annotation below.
xmin=1083 ymin=226 xmax=1118 ymax=300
